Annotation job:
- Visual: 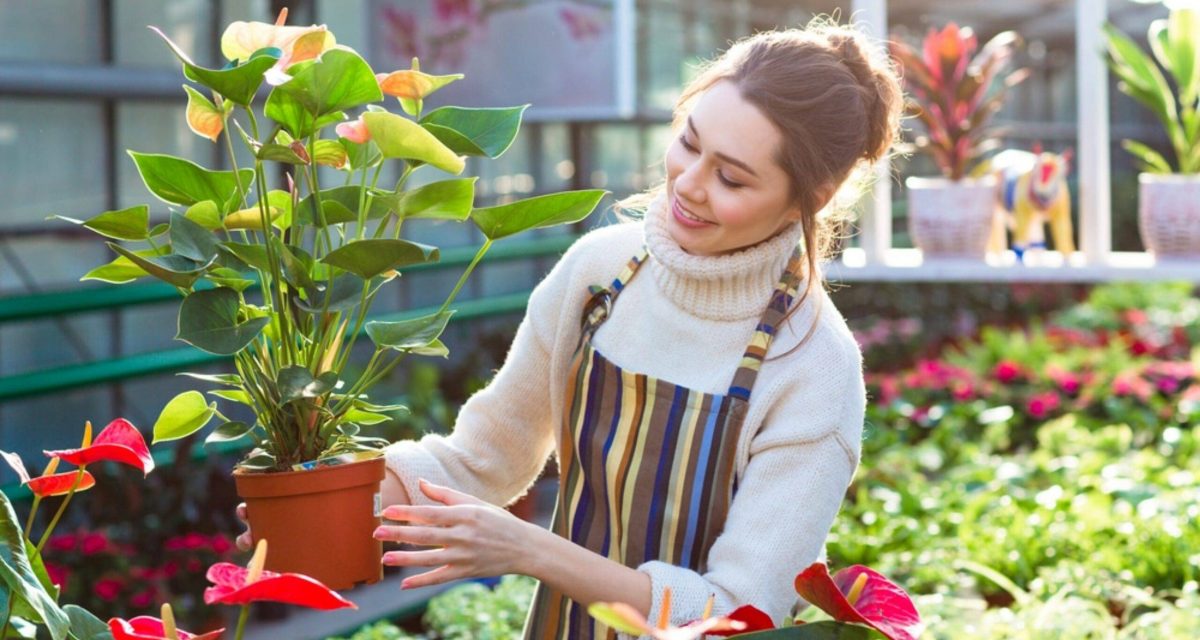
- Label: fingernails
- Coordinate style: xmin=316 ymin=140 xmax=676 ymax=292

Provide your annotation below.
xmin=400 ymin=578 xmax=413 ymax=590
xmin=373 ymin=526 xmax=387 ymax=539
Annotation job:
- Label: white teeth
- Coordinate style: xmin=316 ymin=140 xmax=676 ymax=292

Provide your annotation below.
xmin=677 ymin=203 xmax=706 ymax=223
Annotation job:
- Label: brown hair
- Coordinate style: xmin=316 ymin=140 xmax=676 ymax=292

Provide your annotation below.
xmin=618 ymin=18 xmax=903 ymax=355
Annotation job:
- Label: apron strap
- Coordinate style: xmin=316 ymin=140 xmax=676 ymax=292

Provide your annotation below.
xmin=579 ymin=247 xmax=650 ymax=334
xmin=728 ymin=245 xmax=806 ymax=401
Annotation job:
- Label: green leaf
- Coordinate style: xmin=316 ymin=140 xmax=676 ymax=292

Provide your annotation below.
xmin=277 ymin=240 xmax=317 ymax=289
xmin=341 ymin=138 xmax=383 ymax=172
xmin=295 ymin=186 xmax=394 ymax=226
xmin=0 ymin=493 xmax=70 ymax=640
xmin=257 ymin=142 xmax=309 ymax=164
xmin=321 ymin=239 xmax=439 ymax=279
xmin=64 ymin=605 xmax=113 ymax=640
xmin=185 ymin=200 xmax=223 ymax=230
xmin=205 ymin=421 xmax=255 ymax=445
xmin=170 ymin=210 xmax=220 ymax=263
xmin=153 ymin=27 xmax=279 ymax=105
xmin=363 ymin=111 xmax=465 ymax=174
xmin=175 ymin=287 xmax=270 ymax=355
xmin=1122 ymin=139 xmax=1174 ymax=173
xmin=296 ymin=274 xmax=365 ymax=314
xmin=1168 ymin=8 xmax=1200 ymax=105
xmin=471 ymin=190 xmax=606 ymax=240
xmin=127 ymin=151 xmax=254 ymax=213
xmin=277 ymin=366 xmax=339 ymax=404
xmin=366 ymin=310 xmax=453 ymax=351
xmin=420 ymin=105 xmax=528 ymax=158
xmin=219 ymin=241 xmax=271 ymax=272
xmin=152 ymin=390 xmax=217 ymax=443
xmin=1 ymin=617 xmax=36 ymax=638
xmin=412 ymin=338 xmax=449 ymax=358
xmin=390 ymin=178 xmax=477 ymax=221
xmin=49 ymin=205 xmax=149 ymax=241
xmin=206 ymin=266 xmax=256 ymax=292
xmin=81 ymin=245 xmax=171 ymax=284
xmin=178 ymin=372 xmax=243 ymax=386
xmin=209 ymin=389 xmax=253 ymax=405
xmin=1103 ymin=24 xmax=1178 ymax=126
xmin=341 ymin=408 xmax=391 ymax=425
xmin=106 ymin=242 xmax=211 ymax=289
xmin=265 ymin=49 xmax=381 ymax=137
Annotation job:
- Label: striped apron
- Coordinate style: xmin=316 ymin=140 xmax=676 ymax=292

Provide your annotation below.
xmin=522 ymin=245 xmax=804 ymax=639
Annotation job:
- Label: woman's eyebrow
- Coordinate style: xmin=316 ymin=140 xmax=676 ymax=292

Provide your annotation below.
xmin=687 ymin=116 xmax=760 ymax=178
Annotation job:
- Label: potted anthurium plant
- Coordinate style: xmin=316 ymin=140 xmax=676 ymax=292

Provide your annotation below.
xmin=890 ymin=23 xmax=1028 ymax=260
xmin=1103 ymin=3 xmax=1200 ymax=259
xmin=53 ymin=9 xmax=605 ymax=590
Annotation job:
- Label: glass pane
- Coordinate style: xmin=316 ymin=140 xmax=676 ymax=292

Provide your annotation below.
xmin=0 ymin=0 xmax=101 ymax=63
xmin=640 ymin=0 xmax=686 ymax=113
xmin=0 ymin=99 xmax=107 ymax=227
xmin=114 ymin=0 xmax=214 ymax=68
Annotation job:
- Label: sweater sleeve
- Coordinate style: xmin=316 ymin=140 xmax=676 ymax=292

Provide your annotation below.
xmin=382 ymin=240 xmax=581 ymax=508
xmin=632 ymin=337 xmax=865 ymax=633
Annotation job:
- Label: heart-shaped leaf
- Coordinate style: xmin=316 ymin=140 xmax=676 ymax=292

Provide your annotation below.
xmin=341 ymin=408 xmax=391 ymax=425
xmin=265 ymin=49 xmax=381 ymax=137
xmin=471 ymin=190 xmax=606 ymax=240
xmin=321 ymin=239 xmax=439 ymax=279
xmin=176 ymin=287 xmax=269 ymax=355
xmin=49 ymin=205 xmax=149 ymax=241
xmin=185 ymin=200 xmax=223 ymax=230
xmin=152 ymin=390 xmax=218 ymax=443
xmin=106 ymin=242 xmax=211 ymax=288
xmin=341 ymin=138 xmax=383 ymax=172
xmin=420 ymin=105 xmax=528 ymax=158
xmin=128 ymin=151 xmax=254 ymax=213
xmin=153 ymin=27 xmax=279 ymax=105
xmin=170 ymin=210 xmax=220 ymax=263
xmin=363 ymin=111 xmax=465 ymax=174
xmin=294 ymin=186 xmax=394 ymax=226
xmin=296 ymin=273 xmax=365 ymax=314
xmin=205 ymin=421 xmax=255 ymax=445
xmin=366 ymin=310 xmax=453 ymax=351
xmin=277 ymin=366 xmax=339 ymax=404
xmin=81 ymin=245 xmax=171 ymax=284
xmin=387 ymin=178 xmax=477 ymax=221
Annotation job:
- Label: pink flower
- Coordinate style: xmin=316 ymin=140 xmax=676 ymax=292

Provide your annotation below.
xmin=48 ymin=533 xmax=78 ymax=553
xmin=1157 ymin=376 xmax=1181 ymax=395
xmin=81 ymin=531 xmax=109 ymax=555
xmin=992 ymin=360 xmax=1022 ymax=383
xmin=130 ymin=588 xmax=158 ymax=609
xmin=94 ymin=577 xmax=124 ymax=602
xmin=793 ymin=563 xmax=924 ymax=640
xmin=211 ymin=535 xmax=234 ymax=555
xmin=1025 ymin=391 xmax=1062 ymax=419
xmin=951 ymin=381 xmax=974 ymax=401
xmin=335 ymin=117 xmax=370 ymax=143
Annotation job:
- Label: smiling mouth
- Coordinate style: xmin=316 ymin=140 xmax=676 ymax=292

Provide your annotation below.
xmin=672 ymin=197 xmax=712 ymax=224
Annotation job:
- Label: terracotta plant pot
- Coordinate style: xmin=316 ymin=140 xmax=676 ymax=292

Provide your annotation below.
xmin=234 ymin=455 xmax=386 ymax=591
xmin=906 ymin=176 xmax=997 ymax=260
xmin=1138 ymin=173 xmax=1200 ymax=260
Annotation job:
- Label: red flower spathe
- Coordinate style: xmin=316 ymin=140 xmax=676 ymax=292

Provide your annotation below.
xmin=203 ymin=562 xmax=356 ymax=610
xmin=44 ymin=418 xmax=154 ymax=475
xmin=793 ymin=563 xmax=923 ymax=640
xmin=108 ymin=616 xmax=223 ymax=640
xmin=26 ymin=470 xmax=97 ymax=498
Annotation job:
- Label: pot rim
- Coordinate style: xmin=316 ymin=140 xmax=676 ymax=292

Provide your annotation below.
xmin=1138 ymin=172 xmax=1200 ymax=184
xmin=234 ymin=453 xmax=386 ymax=498
xmin=905 ymin=175 xmax=996 ymax=189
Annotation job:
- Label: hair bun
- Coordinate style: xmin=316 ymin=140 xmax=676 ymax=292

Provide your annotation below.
xmin=823 ymin=29 xmax=901 ymax=163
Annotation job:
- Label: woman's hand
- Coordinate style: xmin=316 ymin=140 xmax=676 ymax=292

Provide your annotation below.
xmin=375 ymin=478 xmax=541 ymax=589
xmin=235 ymin=503 xmax=252 ymax=551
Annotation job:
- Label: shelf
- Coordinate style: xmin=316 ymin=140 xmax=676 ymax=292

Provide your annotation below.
xmin=827 ymin=249 xmax=1200 ymax=283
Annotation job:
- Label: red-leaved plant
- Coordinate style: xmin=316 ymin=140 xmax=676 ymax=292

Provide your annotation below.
xmin=890 ymin=23 xmax=1029 ymax=180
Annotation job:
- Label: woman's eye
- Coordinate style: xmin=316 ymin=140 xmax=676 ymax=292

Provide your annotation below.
xmin=718 ymin=172 xmax=743 ymax=189
xmin=679 ymin=135 xmax=697 ymax=152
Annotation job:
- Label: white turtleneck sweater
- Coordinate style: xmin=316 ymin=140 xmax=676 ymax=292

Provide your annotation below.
xmin=385 ymin=197 xmax=866 ymax=630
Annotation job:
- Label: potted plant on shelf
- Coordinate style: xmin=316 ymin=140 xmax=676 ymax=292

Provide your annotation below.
xmin=890 ymin=23 xmax=1028 ymax=260
xmin=53 ymin=9 xmax=605 ymax=590
xmin=1103 ymin=3 xmax=1200 ymax=260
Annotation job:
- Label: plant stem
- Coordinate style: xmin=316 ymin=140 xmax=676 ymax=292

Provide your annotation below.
xmin=437 ymin=238 xmax=492 ymax=318
xmin=224 ymin=118 xmax=249 ymax=209
xmin=22 ymin=496 xmax=42 ymax=539
xmin=34 ymin=467 xmax=88 ymax=553
xmin=234 ymin=604 xmax=251 ymax=640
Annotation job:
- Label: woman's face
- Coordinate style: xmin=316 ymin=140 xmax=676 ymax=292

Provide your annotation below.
xmin=664 ymin=80 xmax=804 ymax=256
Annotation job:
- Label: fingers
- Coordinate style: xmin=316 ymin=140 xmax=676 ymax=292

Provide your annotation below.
xmin=236 ymin=502 xmax=247 ymax=522
xmin=418 ymin=478 xmax=486 ymax=507
xmin=401 ymin=564 xmax=463 ymax=590
xmin=374 ymin=524 xmax=457 ymax=546
xmin=382 ymin=548 xmax=450 ymax=568
xmin=381 ymin=503 xmax=460 ymax=525
xmin=236 ymin=530 xmax=253 ymax=552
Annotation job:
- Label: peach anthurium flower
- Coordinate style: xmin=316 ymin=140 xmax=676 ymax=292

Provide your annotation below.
xmin=44 ymin=418 xmax=154 ymax=476
xmin=204 ymin=539 xmax=356 ymax=610
xmin=1 ymin=451 xmax=96 ymax=498
xmin=793 ymin=562 xmax=923 ymax=640
xmin=184 ymin=85 xmax=228 ymax=142
xmin=587 ymin=589 xmax=747 ymax=640
xmin=109 ymin=604 xmax=223 ymax=640
xmin=335 ymin=117 xmax=371 ymax=144
xmin=220 ymin=8 xmax=336 ymax=86
xmin=376 ymin=57 xmax=463 ymax=115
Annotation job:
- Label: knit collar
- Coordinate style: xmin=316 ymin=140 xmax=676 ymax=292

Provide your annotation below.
xmin=641 ymin=194 xmax=806 ymax=321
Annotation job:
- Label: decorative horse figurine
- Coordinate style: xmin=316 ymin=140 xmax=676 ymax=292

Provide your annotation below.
xmin=976 ymin=145 xmax=1075 ymax=263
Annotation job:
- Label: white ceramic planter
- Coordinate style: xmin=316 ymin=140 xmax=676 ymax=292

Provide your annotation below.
xmin=1138 ymin=173 xmax=1200 ymax=260
xmin=906 ymin=176 xmax=997 ymax=260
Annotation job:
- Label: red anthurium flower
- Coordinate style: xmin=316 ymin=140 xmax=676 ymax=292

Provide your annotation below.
xmin=793 ymin=563 xmax=923 ymax=640
xmin=44 ymin=419 xmax=154 ymax=475
xmin=698 ymin=604 xmax=776 ymax=637
xmin=2 ymin=451 xmax=96 ymax=498
xmin=203 ymin=540 xmax=355 ymax=610
xmin=108 ymin=616 xmax=223 ymax=640
xmin=589 ymin=590 xmax=747 ymax=640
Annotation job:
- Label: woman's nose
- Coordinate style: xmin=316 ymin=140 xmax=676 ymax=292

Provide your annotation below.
xmin=674 ymin=161 xmax=705 ymax=203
